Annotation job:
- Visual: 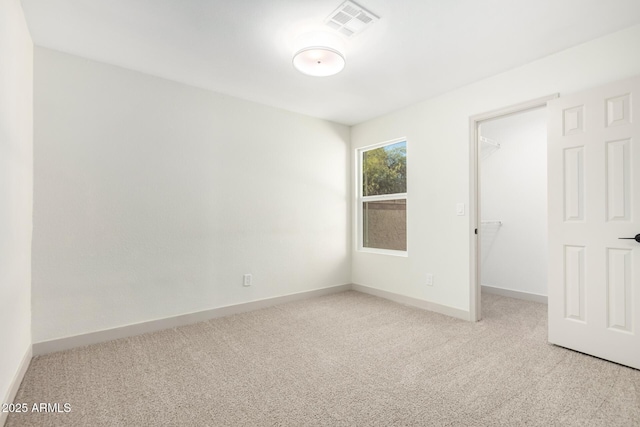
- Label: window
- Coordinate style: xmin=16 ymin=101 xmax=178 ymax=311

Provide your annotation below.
xmin=357 ymin=139 xmax=407 ymax=254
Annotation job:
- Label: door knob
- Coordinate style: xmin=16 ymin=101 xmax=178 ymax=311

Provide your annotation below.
xmin=618 ymin=234 xmax=640 ymax=243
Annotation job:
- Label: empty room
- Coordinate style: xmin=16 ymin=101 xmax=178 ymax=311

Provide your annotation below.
xmin=2 ymin=0 xmax=640 ymax=425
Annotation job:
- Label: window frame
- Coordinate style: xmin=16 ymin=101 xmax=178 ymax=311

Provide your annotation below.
xmin=356 ymin=137 xmax=408 ymax=256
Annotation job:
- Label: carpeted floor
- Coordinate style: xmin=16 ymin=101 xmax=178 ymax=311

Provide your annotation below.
xmin=6 ymin=291 xmax=640 ymax=426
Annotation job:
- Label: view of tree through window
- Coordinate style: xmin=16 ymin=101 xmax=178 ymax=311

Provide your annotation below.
xmin=363 ymin=141 xmax=407 ymax=196
xmin=360 ymin=140 xmax=407 ymax=252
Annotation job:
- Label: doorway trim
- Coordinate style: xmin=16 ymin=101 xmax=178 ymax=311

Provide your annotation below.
xmin=468 ymin=94 xmax=559 ymax=322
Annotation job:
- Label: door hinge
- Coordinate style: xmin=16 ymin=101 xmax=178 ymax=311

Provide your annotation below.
xmin=475 ymin=228 xmax=478 ymax=235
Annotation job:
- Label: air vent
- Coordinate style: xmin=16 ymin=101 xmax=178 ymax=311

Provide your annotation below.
xmin=339 ymin=27 xmax=354 ymax=37
xmin=325 ymin=1 xmax=379 ymax=38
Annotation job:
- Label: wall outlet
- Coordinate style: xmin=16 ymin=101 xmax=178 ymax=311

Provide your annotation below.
xmin=243 ymin=274 xmax=252 ymax=287
xmin=426 ymin=273 xmax=434 ymax=286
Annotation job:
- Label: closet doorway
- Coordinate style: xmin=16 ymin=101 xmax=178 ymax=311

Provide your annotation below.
xmin=469 ymin=95 xmax=557 ymax=321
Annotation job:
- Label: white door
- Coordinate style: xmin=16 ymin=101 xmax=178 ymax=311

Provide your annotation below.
xmin=548 ymin=75 xmax=640 ymax=369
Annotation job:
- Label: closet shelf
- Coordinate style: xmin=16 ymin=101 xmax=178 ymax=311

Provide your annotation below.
xmin=481 ymin=220 xmax=503 ymax=225
xmin=479 ymin=136 xmax=500 ymax=148
xmin=479 ymin=136 xmax=501 ymax=159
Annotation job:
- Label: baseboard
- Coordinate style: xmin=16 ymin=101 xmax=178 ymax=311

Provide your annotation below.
xmin=33 ymin=282 xmax=481 ymax=355
xmin=481 ymin=284 xmax=547 ymax=304
xmin=33 ymin=284 xmax=352 ymax=356
xmin=351 ymin=284 xmax=471 ymax=321
xmin=1 ymin=345 xmax=32 ymax=427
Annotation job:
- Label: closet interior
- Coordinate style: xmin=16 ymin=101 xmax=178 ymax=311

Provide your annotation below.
xmin=479 ymin=107 xmax=548 ymax=303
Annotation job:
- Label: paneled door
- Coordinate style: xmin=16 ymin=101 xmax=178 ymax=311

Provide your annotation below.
xmin=548 ymin=75 xmax=640 ymax=369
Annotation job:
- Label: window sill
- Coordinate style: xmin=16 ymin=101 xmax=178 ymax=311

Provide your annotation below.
xmin=356 ymin=248 xmax=408 ymax=257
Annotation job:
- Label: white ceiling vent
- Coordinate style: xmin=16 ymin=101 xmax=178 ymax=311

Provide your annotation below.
xmin=325 ymin=1 xmax=379 ymax=38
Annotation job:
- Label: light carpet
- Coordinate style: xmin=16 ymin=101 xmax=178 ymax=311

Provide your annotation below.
xmin=7 ymin=291 xmax=640 ymax=426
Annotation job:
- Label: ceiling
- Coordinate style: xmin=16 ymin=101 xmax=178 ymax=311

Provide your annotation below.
xmin=21 ymin=0 xmax=640 ymax=125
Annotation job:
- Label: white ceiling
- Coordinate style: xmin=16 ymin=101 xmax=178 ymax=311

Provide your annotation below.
xmin=21 ymin=0 xmax=640 ymax=125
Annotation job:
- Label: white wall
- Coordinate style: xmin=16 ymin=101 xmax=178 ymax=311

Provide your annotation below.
xmin=0 ymin=0 xmax=33 ymax=407
xmin=351 ymin=24 xmax=640 ymax=315
xmin=32 ymin=48 xmax=351 ymax=343
xmin=480 ymin=108 xmax=547 ymax=297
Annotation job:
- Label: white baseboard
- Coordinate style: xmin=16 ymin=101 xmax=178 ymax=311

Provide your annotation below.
xmin=352 ymin=284 xmax=471 ymax=321
xmin=33 ymin=284 xmax=352 ymax=356
xmin=1 ymin=345 xmax=32 ymax=427
xmin=481 ymin=284 xmax=547 ymax=304
xmin=33 ymin=282 xmax=480 ymax=356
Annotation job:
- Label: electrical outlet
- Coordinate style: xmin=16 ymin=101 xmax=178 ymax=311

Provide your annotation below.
xmin=243 ymin=274 xmax=252 ymax=287
xmin=426 ymin=273 xmax=434 ymax=286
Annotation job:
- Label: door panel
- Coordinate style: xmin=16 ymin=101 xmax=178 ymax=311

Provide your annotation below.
xmin=548 ymin=75 xmax=640 ymax=369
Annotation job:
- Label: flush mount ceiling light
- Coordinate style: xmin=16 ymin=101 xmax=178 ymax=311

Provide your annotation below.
xmin=292 ymin=31 xmax=346 ymax=77
xmin=293 ymin=46 xmax=345 ymax=77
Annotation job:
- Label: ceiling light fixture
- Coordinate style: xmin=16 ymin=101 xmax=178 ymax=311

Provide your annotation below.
xmin=292 ymin=32 xmax=346 ymax=77
xmin=293 ymin=46 xmax=345 ymax=77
